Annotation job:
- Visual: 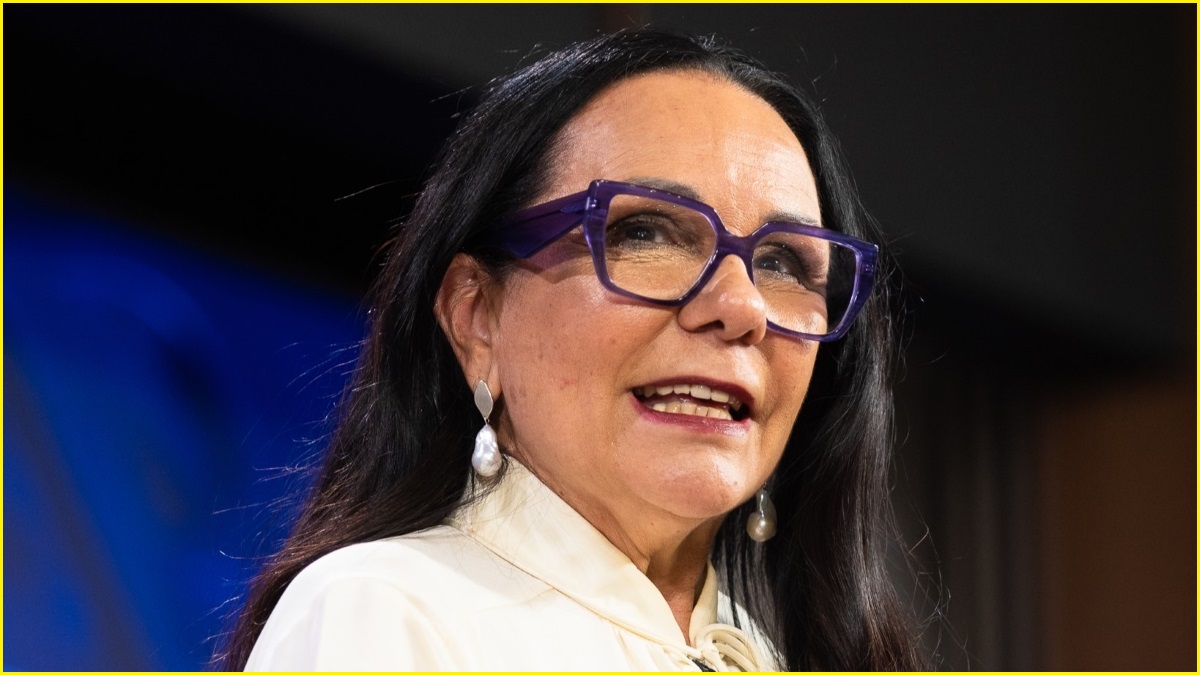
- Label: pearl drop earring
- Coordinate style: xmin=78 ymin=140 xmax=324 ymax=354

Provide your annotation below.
xmin=746 ymin=488 xmax=777 ymax=542
xmin=468 ymin=379 xmax=501 ymax=478
xmin=471 ymin=380 xmax=502 ymax=477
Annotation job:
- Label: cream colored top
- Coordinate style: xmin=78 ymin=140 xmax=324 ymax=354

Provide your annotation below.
xmin=244 ymin=459 xmax=776 ymax=671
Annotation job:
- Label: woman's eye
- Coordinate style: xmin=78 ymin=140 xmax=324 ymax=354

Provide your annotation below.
xmin=622 ymin=222 xmax=662 ymax=242
xmin=754 ymin=252 xmax=799 ymax=277
xmin=610 ymin=216 xmax=678 ymax=246
xmin=754 ymin=244 xmax=820 ymax=289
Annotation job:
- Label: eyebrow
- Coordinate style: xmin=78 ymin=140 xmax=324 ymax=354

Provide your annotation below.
xmin=624 ymin=176 xmax=822 ymax=228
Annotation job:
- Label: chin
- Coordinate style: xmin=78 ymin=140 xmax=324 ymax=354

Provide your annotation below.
xmin=642 ymin=457 xmax=758 ymax=521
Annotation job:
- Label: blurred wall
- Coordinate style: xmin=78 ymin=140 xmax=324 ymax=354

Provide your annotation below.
xmin=4 ymin=4 xmax=1195 ymax=670
xmin=1038 ymin=374 xmax=1194 ymax=670
xmin=5 ymin=191 xmax=365 ymax=668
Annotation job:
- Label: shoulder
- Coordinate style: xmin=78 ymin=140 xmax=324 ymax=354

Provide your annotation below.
xmin=244 ymin=526 xmax=551 ymax=671
xmin=289 ymin=526 xmax=473 ymax=587
xmin=283 ymin=525 xmax=547 ymax=601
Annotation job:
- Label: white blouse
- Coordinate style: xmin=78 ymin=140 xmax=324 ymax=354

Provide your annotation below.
xmin=245 ymin=459 xmax=776 ymax=671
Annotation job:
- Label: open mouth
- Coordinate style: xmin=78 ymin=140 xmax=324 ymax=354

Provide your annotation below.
xmin=632 ymin=383 xmax=750 ymax=422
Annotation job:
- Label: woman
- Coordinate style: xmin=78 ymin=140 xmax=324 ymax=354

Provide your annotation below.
xmin=221 ymin=29 xmax=925 ymax=671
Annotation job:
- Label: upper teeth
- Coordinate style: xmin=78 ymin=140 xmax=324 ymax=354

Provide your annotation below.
xmin=639 ymin=383 xmax=744 ymax=412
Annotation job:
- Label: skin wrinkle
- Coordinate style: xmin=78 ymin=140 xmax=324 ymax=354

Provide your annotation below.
xmin=446 ymin=71 xmax=823 ymax=641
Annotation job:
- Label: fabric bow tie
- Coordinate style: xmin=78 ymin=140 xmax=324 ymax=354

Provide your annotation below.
xmin=692 ymin=622 xmax=765 ymax=671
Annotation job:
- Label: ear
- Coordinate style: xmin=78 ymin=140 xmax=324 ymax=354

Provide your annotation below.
xmin=434 ymin=253 xmax=503 ymax=400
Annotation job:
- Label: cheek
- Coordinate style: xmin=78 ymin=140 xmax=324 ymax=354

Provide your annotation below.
xmin=494 ymin=276 xmax=611 ymax=410
xmin=784 ymin=353 xmax=818 ymax=407
xmin=763 ymin=345 xmax=820 ymax=442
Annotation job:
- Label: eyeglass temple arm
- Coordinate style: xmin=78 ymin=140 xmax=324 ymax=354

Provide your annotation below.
xmin=493 ymin=192 xmax=591 ymax=259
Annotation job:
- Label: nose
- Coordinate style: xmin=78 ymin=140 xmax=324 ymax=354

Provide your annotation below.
xmin=677 ymin=255 xmax=768 ymax=345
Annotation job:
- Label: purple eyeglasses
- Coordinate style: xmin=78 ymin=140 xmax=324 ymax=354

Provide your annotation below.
xmin=492 ymin=179 xmax=878 ymax=342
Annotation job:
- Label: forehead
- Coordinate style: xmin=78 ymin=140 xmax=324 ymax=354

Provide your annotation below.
xmin=547 ymin=70 xmax=821 ymax=229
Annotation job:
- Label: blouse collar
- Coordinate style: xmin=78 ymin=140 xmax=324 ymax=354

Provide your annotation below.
xmin=446 ymin=459 xmax=768 ymax=670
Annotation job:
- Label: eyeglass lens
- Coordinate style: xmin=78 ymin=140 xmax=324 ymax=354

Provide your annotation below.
xmin=602 ymin=194 xmax=858 ymax=337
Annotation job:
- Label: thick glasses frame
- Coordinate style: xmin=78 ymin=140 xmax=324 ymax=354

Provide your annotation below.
xmin=494 ymin=179 xmax=878 ymax=342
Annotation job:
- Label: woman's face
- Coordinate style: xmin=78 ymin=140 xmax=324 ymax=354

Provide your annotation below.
xmin=492 ymin=71 xmax=823 ymax=537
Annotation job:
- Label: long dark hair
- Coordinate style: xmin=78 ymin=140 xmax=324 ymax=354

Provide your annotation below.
xmin=217 ymin=29 xmax=925 ymax=670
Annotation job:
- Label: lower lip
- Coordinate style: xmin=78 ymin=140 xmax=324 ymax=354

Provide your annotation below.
xmin=630 ymin=393 xmax=750 ymax=436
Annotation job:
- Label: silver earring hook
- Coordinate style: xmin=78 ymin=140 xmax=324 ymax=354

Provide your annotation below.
xmin=473 ymin=380 xmax=493 ymax=423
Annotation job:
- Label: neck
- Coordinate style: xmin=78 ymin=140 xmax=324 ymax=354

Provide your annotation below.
xmin=524 ymin=463 xmax=723 ymax=642
xmin=593 ymin=511 xmax=721 ymax=642
xmin=639 ymin=527 xmax=720 ymax=642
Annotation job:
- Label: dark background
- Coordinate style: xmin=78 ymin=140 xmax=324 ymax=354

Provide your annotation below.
xmin=5 ymin=4 xmax=1195 ymax=670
